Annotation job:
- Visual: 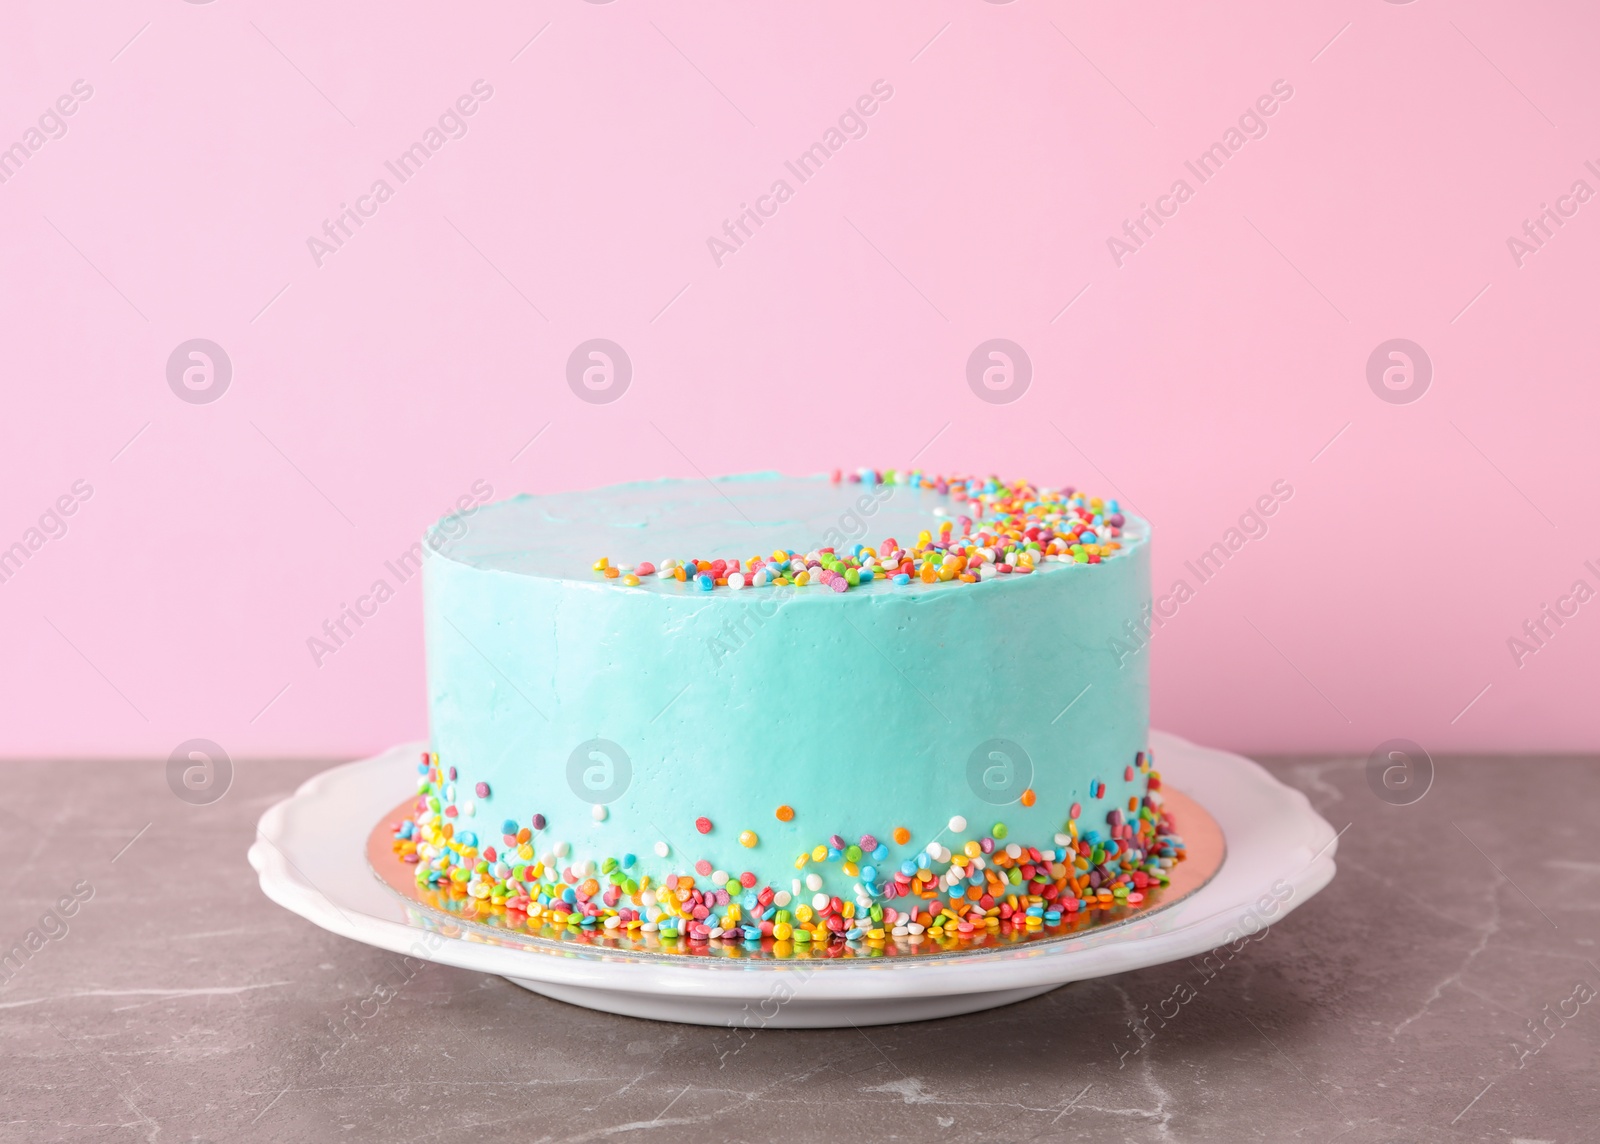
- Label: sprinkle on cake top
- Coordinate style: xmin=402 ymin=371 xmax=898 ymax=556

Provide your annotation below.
xmin=592 ymin=468 xmax=1128 ymax=592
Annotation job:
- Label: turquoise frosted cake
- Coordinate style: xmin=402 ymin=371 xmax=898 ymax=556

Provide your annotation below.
xmin=392 ymin=469 xmax=1184 ymax=951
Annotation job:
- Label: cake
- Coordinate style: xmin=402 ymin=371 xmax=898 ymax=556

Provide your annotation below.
xmin=391 ymin=468 xmax=1184 ymax=951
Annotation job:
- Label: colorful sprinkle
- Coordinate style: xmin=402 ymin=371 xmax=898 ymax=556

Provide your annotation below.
xmin=394 ymin=753 xmax=1184 ymax=960
xmin=739 ymin=830 xmax=759 ymax=848
xmin=474 ymin=781 xmax=490 ymax=797
xmin=1020 ymin=788 xmax=1037 ymax=808
xmin=775 ymin=805 xmax=795 ymax=822
xmin=695 ymin=816 xmax=713 ymax=834
xmin=594 ymin=470 xmax=1129 ymax=592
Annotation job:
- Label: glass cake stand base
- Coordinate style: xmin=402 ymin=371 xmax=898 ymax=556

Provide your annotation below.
xmin=251 ymin=732 xmax=1336 ymax=1028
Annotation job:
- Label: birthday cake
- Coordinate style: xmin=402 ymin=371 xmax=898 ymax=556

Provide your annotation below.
xmin=391 ymin=469 xmax=1184 ymax=952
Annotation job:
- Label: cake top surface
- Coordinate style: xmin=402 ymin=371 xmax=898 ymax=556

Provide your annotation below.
xmin=429 ymin=469 xmax=1145 ymax=593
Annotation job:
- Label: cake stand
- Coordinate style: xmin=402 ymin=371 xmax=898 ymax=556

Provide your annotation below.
xmin=250 ymin=731 xmax=1337 ymax=1027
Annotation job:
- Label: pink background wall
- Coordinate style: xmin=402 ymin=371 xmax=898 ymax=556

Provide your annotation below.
xmin=2 ymin=1 xmax=1595 ymax=760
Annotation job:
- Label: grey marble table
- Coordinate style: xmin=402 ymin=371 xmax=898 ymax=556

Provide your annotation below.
xmin=1 ymin=754 xmax=1595 ymax=1143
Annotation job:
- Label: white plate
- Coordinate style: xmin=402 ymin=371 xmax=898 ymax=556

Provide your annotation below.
xmin=249 ymin=731 xmax=1336 ymax=1027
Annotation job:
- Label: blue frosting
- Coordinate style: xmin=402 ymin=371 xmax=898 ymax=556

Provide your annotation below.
xmin=423 ymin=473 xmax=1150 ymax=894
